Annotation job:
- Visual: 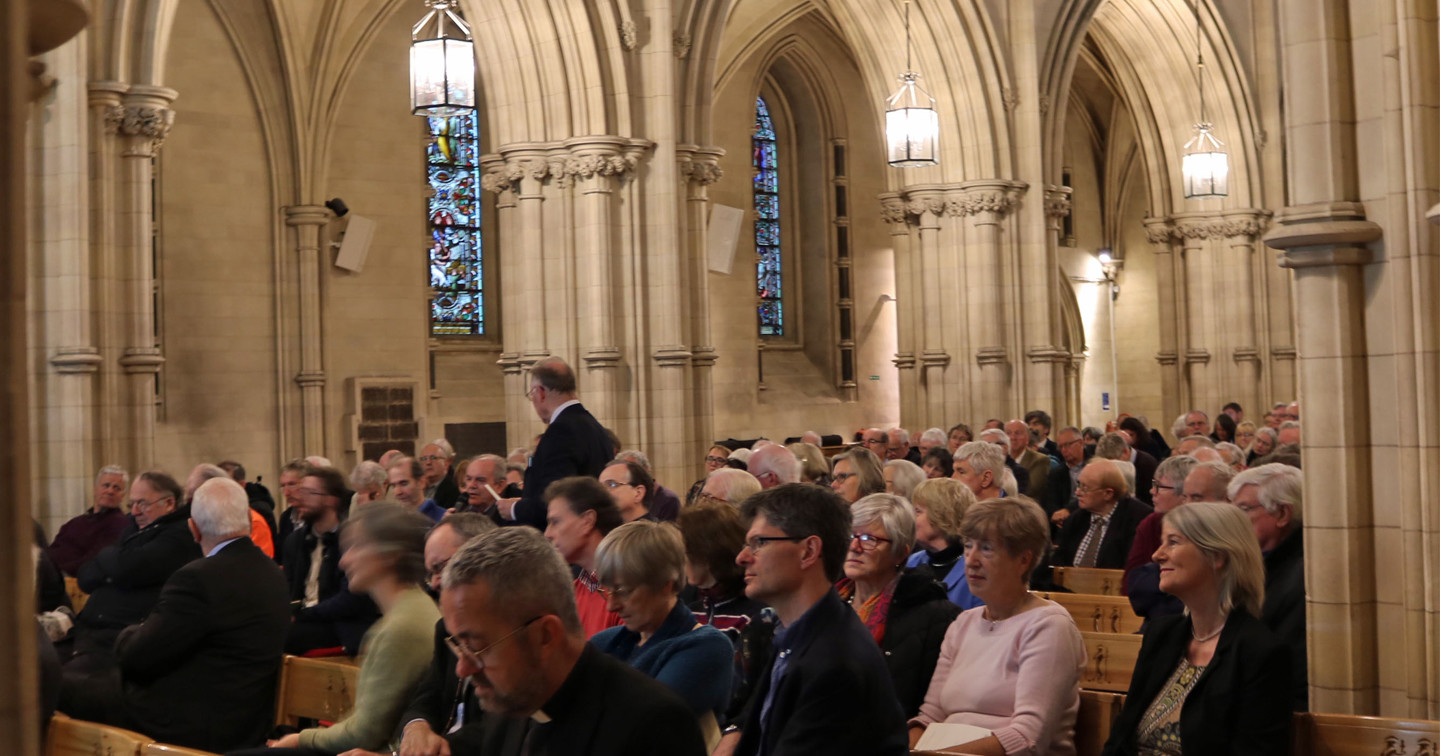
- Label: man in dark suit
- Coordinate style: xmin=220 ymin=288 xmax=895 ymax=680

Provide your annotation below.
xmin=1005 ymin=420 xmax=1053 ymax=503
xmin=420 ymin=440 xmax=462 ymax=511
xmin=1025 ymin=410 xmax=1061 ymax=462
xmin=498 ymin=357 xmax=613 ymax=530
xmin=113 ymin=477 xmax=291 ymax=751
xmin=282 ymin=465 xmax=379 ymax=655
xmin=1052 ymin=458 xmax=1152 ymax=570
xmin=439 ymin=527 xmax=706 ymax=756
xmin=1043 ymin=426 xmax=1092 ymax=530
xmin=726 ymin=484 xmax=908 ymax=756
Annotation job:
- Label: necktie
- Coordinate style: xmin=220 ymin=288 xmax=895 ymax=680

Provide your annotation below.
xmin=1075 ymin=516 xmax=1105 ymax=567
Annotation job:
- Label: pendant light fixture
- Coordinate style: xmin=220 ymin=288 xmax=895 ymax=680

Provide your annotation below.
xmin=885 ymin=0 xmax=938 ymax=167
xmin=1181 ymin=0 xmax=1228 ymax=198
xmin=410 ymin=0 xmax=476 ymax=117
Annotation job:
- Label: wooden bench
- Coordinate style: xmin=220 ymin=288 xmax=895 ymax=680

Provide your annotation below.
xmin=48 ymin=714 xmax=152 ymax=756
xmin=1293 ymin=711 xmax=1440 ymax=755
xmin=274 ymin=654 xmax=359 ymax=727
xmin=1076 ymin=690 xmax=1125 ymax=756
xmin=143 ymin=744 xmax=221 ymax=756
xmin=1039 ymin=592 xmax=1143 ymax=634
xmin=1052 ymin=567 xmax=1125 ymax=596
xmin=64 ymin=576 xmax=89 ymax=613
xmin=1078 ymin=631 xmax=1141 ymax=693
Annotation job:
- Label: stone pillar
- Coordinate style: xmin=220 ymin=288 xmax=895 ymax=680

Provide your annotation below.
xmin=1173 ymin=215 xmax=1219 ymax=414
xmin=283 ymin=205 xmax=329 ymax=455
xmin=679 ymin=146 xmax=723 ymax=453
xmin=906 ymin=188 xmax=944 ymax=428
xmin=1044 ymin=186 xmax=1074 ymax=424
xmin=881 ymin=193 xmax=918 ymax=427
xmin=1145 ymin=219 xmax=1183 ymax=434
xmin=961 ymin=182 xmax=1019 ymax=417
xmin=1221 ymin=211 xmax=1268 ymax=416
xmin=481 ymin=158 xmax=529 ymax=449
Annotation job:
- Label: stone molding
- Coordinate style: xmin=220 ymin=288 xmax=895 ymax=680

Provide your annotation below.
xmin=919 ymin=350 xmax=951 ymax=368
xmin=1271 ymin=346 xmax=1297 ymax=361
xmin=497 ymin=353 xmax=524 ymax=374
xmin=480 ymin=138 xmax=653 ymax=193
xmin=1026 ymin=346 xmax=1070 ymax=364
xmin=294 ymin=370 xmax=326 ymax=389
xmin=1184 ymin=349 xmax=1212 ymax=365
xmin=880 ymin=180 xmax=1027 ymax=221
xmin=652 ymin=347 xmax=693 ymax=368
xmin=583 ymin=348 xmax=623 ymax=367
xmin=892 ymin=352 xmax=916 ymax=369
xmin=1265 ymin=202 xmax=1382 ymax=268
xmin=283 ymin=205 xmax=330 ymax=227
xmin=119 ymin=348 xmax=165 ymax=374
xmin=50 ymin=347 xmax=102 ymax=374
xmin=975 ymin=347 xmax=1008 ymax=366
xmin=677 ymin=145 xmax=725 ymax=186
xmin=1145 ymin=209 xmax=1273 ymax=243
xmin=690 ymin=346 xmax=719 ymax=368
xmin=1232 ymin=346 xmax=1261 ymax=363
xmin=1155 ymin=351 xmax=1179 ymax=366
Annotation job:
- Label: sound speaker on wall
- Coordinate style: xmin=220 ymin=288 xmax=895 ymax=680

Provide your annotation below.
xmin=333 ymin=214 xmax=376 ymax=272
xmin=707 ymin=204 xmax=744 ymax=274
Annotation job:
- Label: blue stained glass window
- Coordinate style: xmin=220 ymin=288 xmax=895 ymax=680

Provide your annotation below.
xmin=753 ymin=97 xmax=783 ymax=337
xmin=426 ymin=110 xmax=483 ymax=335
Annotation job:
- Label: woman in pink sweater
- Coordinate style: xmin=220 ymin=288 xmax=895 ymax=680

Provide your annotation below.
xmin=907 ymin=497 xmax=1086 ymax=756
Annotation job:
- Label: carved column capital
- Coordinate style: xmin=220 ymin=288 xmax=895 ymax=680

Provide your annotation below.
xmin=957 ymin=179 xmax=1027 ymax=220
xmin=878 ymin=194 xmax=910 ymax=224
xmin=1043 ymin=185 xmax=1073 ymax=226
xmin=1143 ymin=219 xmax=1174 ymax=246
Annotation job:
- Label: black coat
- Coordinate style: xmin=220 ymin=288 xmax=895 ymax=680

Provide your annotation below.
xmin=1052 ymin=496 xmax=1153 ymax=570
xmin=512 ymin=403 xmax=613 ymax=530
xmin=475 ymin=644 xmax=706 ymax=756
xmin=433 ymin=469 xmax=461 ymax=511
xmin=115 ymin=538 xmax=291 ymax=751
xmin=399 ymin=620 xmax=483 ymax=751
xmin=76 ymin=506 xmax=201 ymax=630
xmin=881 ymin=571 xmax=960 ymax=717
xmin=1262 ymin=529 xmax=1306 ymax=711
xmin=1101 ymin=610 xmax=1292 ymax=756
xmin=1132 ymin=450 xmax=1159 ymax=505
xmin=281 ymin=523 xmax=379 ymax=655
xmin=735 ymin=590 xmax=908 ymax=756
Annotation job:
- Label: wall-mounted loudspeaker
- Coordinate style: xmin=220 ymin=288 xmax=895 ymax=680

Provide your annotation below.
xmin=333 ymin=215 xmax=375 ymax=272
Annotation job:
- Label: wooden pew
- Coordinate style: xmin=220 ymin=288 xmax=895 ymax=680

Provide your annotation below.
xmin=143 ymin=744 xmax=221 ymax=756
xmin=1078 ymin=631 xmax=1141 ymax=694
xmin=1075 ymin=690 xmax=1125 ymax=756
xmin=47 ymin=714 xmax=152 ymax=756
xmin=1293 ymin=711 xmax=1440 ymax=755
xmin=64 ymin=576 xmax=89 ymax=613
xmin=1053 ymin=567 xmax=1125 ymax=596
xmin=273 ymin=654 xmax=359 ymax=727
xmin=1040 ymin=592 xmax=1143 ymax=634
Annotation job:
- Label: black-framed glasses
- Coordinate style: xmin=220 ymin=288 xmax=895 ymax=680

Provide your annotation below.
xmin=741 ymin=535 xmax=805 ymax=553
xmin=704 ymin=455 xmax=729 ymax=466
xmin=848 ymin=533 xmax=892 ymax=551
xmin=445 ymin=616 xmax=542 ymax=669
xmin=1151 ymin=482 xmax=1175 ymax=492
xmin=832 ymin=472 xmax=856 ymax=483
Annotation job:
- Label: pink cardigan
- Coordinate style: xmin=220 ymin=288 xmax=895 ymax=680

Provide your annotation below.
xmin=910 ymin=601 xmax=1085 ymax=756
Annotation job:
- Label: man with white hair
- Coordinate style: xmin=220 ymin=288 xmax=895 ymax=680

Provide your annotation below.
xmin=916 ymin=428 xmax=946 ymax=457
xmin=748 ymin=443 xmax=802 ymax=490
xmin=49 ymin=465 xmax=131 ymax=576
xmin=185 ymin=463 xmax=274 ymax=558
xmin=800 ymin=430 xmax=823 ymax=447
xmin=459 ymin=454 xmax=508 ymax=523
xmin=1229 ymin=463 xmax=1307 ymax=711
xmin=1184 ymin=410 xmax=1212 ymax=439
xmin=109 ymin=478 xmax=290 ymax=750
xmin=699 ymin=468 xmax=762 ymax=507
xmin=951 ymin=441 xmax=1007 ymax=500
xmin=885 ymin=428 xmax=921 ymax=464
xmin=419 ymin=439 xmax=460 ymax=511
xmin=1277 ymin=421 xmax=1301 ymax=447
xmin=860 ymin=427 xmax=888 ymax=458
xmin=978 ymin=428 xmax=1030 ymax=494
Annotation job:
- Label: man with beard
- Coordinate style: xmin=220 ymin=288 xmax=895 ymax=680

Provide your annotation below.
xmin=439 ymin=527 xmax=705 ymax=756
xmin=281 ymin=465 xmax=379 ymax=655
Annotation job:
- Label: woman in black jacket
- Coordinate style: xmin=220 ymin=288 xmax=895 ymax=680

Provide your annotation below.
xmin=836 ymin=492 xmax=959 ymax=716
xmin=1102 ymin=502 xmax=1292 ymax=756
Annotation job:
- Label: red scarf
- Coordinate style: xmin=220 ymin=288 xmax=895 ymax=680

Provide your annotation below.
xmin=836 ymin=575 xmax=900 ymax=645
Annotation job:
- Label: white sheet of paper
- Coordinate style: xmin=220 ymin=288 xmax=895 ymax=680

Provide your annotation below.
xmin=914 ymin=723 xmax=994 ymax=752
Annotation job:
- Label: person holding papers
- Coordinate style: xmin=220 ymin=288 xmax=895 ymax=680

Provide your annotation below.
xmin=908 ymin=497 xmax=1086 ymax=756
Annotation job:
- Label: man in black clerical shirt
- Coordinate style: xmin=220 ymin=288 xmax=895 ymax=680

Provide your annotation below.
xmin=438 ymin=527 xmax=705 ymax=756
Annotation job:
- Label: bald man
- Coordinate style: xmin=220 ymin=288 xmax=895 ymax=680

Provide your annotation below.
xmin=1051 ymin=458 xmax=1153 ymax=571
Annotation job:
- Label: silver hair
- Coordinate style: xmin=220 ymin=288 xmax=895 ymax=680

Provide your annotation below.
xmin=443 ymin=527 xmax=582 ymax=635
xmin=1095 ymin=433 xmax=1130 ymax=460
xmin=1186 ymin=460 xmax=1235 ymax=501
xmin=95 ymin=465 xmax=130 ymax=488
xmin=883 ymin=459 xmax=926 ymax=500
xmin=191 ymin=478 xmax=252 ymax=540
xmin=349 ymin=460 xmax=388 ymax=491
xmin=1171 ymin=413 xmax=1189 ymax=438
xmin=1000 ymin=467 xmax=1019 ymax=496
xmin=978 ymin=428 xmax=1008 ymax=447
xmin=506 ymin=447 xmax=531 ymax=464
xmin=704 ymin=468 xmax=762 ymax=506
xmin=1279 ymin=421 xmax=1301 ymax=432
xmin=305 ymin=455 xmax=333 ymax=468
xmin=615 ymin=449 xmax=653 ymax=473
xmin=919 ymin=428 xmax=946 ymax=446
xmin=749 ymin=444 xmax=801 ymax=485
xmin=425 ymin=439 xmax=455 ymax=458
xmin=887 ymin=428 xmax=911 ymax=446
xmin=1255 ymin=427 xmax=1279 ymax=443
xmin=468 ymin=454 xmax=506 ymax=475
xmin=728 ymin=448 xmax=753 ymax=464
xmin=850 ymin=493 xmax=916 ymax=562
xmin=954 ymin=440 xmax=1006 ymax=482
xmin=1214 ymin=442 xmax=1246 ymax=471
xmin=186 ymin=463 xmax=231 ymax=500
xmin=1226 ymin=463 xmax=1303 ymax=524
xmin=594 ymin=520 xmax=686 ymax=594
xmin=1155 ymin=455 xmax=1200 ymax=496
xmin=1112 ymin=460 xmax=1136 ymax=497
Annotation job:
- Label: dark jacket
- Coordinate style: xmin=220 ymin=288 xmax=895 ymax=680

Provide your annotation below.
xmin=115 ymin=538 xmax=290 ymax=751
xmin=1005 ymin=457 xmax=1030 ymax=496
xmin=50 ymin=507 xmax=130 ymax=577
xmin=76 ymin=506 xmax=201 ymax=631
xmin=399 ymin=620 xmax=482 ymax=751
xmin=1131 ymin=450 xmax=1159 ymax=505
xmin=281 ymin=523 xmax=380 ymax=655
xmin=1262 ymin=529 xmax=1306 ymax=711
xmin=735 ymin=590 xmax=908 ymax=756
xmin=1052 ymin=496 xmax=1153 ymax=570
xmin=432 ymin=469 xmax=461 ymax=511
xmin=1101 ymin=610 xmax=1292 ymax=756
xmin=881 ymin=570 xmax=961 ymax=717
xmin=512 ymin=403 xmax=613 ymax=530
xmin=475 ymin=644 xmax=706 ymax=756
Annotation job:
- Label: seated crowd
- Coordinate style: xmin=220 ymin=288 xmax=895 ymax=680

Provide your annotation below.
xmin=34 ymin=358 xmax=1311 ymax=756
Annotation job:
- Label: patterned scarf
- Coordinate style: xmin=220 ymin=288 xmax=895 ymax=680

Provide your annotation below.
xmin=837 ymin=574 xmax=901 ymax=645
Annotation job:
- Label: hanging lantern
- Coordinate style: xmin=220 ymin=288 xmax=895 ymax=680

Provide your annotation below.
xmin=886 ymin=72 xmax=939 ymax=167
xmin=410 ymin=0 xmax=475 ymax=117
xmin=1182 ymin=122 xmax=1229 ymax=198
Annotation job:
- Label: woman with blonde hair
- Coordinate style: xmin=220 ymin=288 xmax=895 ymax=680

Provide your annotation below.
xmin=830 ymin=447 xmax=885 ymax=504
xmin=1233 ymin=421 xmax=1257 ymax=453
xmin=1101 ymin=502 xmax=1291 ymax=755
xmin=786 ymin=442 xmax=831 ymax=486
xmin=903 ymin=479 xmax=981 ymax=609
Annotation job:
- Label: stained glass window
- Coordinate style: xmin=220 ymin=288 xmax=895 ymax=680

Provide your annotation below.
xmin=426 ymin=109 xmax=484 ymax=335
xmin=754 ymin=96 xmax=783 ymax=337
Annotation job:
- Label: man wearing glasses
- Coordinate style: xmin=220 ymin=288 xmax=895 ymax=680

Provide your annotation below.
xmin=722 ymin=484 xmax=907 ymax=756
xmin=438 ymin=527 xmax=706 ymax=755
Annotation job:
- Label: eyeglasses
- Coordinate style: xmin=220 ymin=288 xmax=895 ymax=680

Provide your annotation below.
xmin=602 ymin=480 xmax=635 ymax=490
xmin=420 ymin=455 xmax=444 ymax=463
xmin=445 ymin=616 xmax=542 ymax=669
xmin=741 ymin=535 xmax=805 ymax=553
xmin=696 ymin=491 xmax=726 ymax=506
xmin=596 ymin=584 xmax=634 ymax=601
xmin=129 ymin=495 xmax=173 ymax=510
xmin=832 ymin=472 xmax=856 ymax=483
xmin=1060 ymin=438 xmax=1083 ymax=448
xmin=1151 ymin=483 xmax=1175 ymax=492
xmin=1074 ymin=484 xmax=1108 ymax=495
xmin=704 ymin=456 xmax=729 ymax=466
xmin=848 ymin=533 xmax=892 ymax=551
xmin=524 ymin=385 xmax=543 ymax=399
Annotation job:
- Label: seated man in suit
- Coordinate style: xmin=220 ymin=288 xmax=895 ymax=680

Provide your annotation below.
xmin=1005 ymin=420 xmax=1052 ymax=503
xmin=282 ymin=465 xmax=379 ymax=655
xmin=49 ymin=465 xmax=131 ymax=577
xmin=1052 ymin=458 xmax=1152 ymax=570
xmin=420 ymin=439 xmax=461 ymax=511
xmin=1042 ymin=426 xmax=1092 ymax=531
xmin=439 ymin=527 xmax=706 ymax=756
xmin=113 ymin=477 xmax=291 ymax=751
xmin=724 ymin=483 xmax=908 ymax=756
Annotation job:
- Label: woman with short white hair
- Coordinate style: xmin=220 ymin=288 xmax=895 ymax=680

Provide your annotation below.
xmin=839 ymin=493 xmax=959 ymax=717
xmin=883 ymin=459 xmax=926 ymax=499
xmin=348 ymin=461 xmax=388 ymax=507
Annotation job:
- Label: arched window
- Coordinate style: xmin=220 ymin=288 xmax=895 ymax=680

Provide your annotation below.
xmin=426 ymin=109 xmax=484 ymax=335
xmin=753 ymin=96 xmax=784 ymax=337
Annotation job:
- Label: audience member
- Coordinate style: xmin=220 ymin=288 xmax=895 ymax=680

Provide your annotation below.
xmin=49 ymin=466 xmax=131 ymax=576
xmin=600 ymin=458 xmax=657 ymax=522
xmin=274 ymin=459 xmax=312 ymax=561
xmin=1052 ymin=459 xmax=1152 ymax=570
xmin=946 ymin=424 xmax=973 ymax=453
xmin=917 ymin=428 xmax=946 ymax=457
xmin=186 ymin=463 xmax=274 ymax=558
xmin=1097 ymin=431 xmax=1158 ymax=505
xmin=1234 ymin=421 xmax=1257 ymax=453
xmin=282 ymin=466 xmax=379 ymax=656
xmin=727 ymin=483 xmax=907 ymax=756
xmin=388 ymin=456 xmax=446 ymax=522
xmin=727 ymin=448 xmax=752 ymax=468
xmin=980 ymin=428 xmax=1030 ymax=494
xmin=799 ymin=430 xmax=823 ymax=446
xmin=1183 ymin=460 xmax=1234 ymax=503
xmin=951 ymin=441 xmax=1006 ymax=500
xmin=905 ymin=479 xmax=982 ymax=610
xmin=700 ymin=468 xmax=763 ymax=508
xmin=503 ymin=462 xmax=526 ymax=492
xmin=419 ymin=440 xmax=460 ymax=511
xmin=218 ymin=460 xmax=278 ymax=542
xmin=456 ymin=454 xmax=507 ymax=522
xmin=439 ymin=527 xmax=708 ymax=755
xmin=1005 ymin=420 xmax=1051 ymax=502
xmin=592 ymin=521 xmax=733 ymax=724
xmin=1101 ymin=503 xmax=1292 ymax=755
xmin=1229 ymin=463 xmax=1307 ymax=711
xmin=614 ymin=450 xmax=681 ymax=521
xmin=1119 ymin=415 xmax=1169 ymax=462
xmin=787 ymin=442 xmax=831 ymax=486
xmin=886 ymin=428 xmax=921 ymax=464
xmin=748 ymin=443 xmax=802 ymax=490
xmin=1185 ymin=411 xmax=1212 ymax=439
xmin=839 ymin=493 xmax=959 ymax=717
xmin=1248 ymin=427 xmax=1277 ymax=465
xmin=1214 ymin=441 xmax=1247 ymax=472
xmin=860 ymin=427 xmax=888 ymax=458
xmin=110 ymin=478 xmax=289 ymax=751
xmin=1025 ymin=410 xmax=1060 ymax=460
xmin=920 ymin=447 xmax=953 ymax=479
xmin=499 ymin=357 xmax=614 ymax=530
xmin=1172 ymin=434 xmax=1216 ymax=457
xmin=1213 ymin=412 xmax=1237 ymax=444
xmin=983 ymin=419 xmax=1005 ymax=431
xmin=882 ymin=459 xmax=925 ymax=500
xmin=1123 ymin=455 xmax=1199 ymax=623
xmin=542 ymin=476 xmax=624 ymax=637
xmin=908 ymin=497 xmax=1086 ymax=755
xmin=1277 ymin=421 xmax=1301 ymax=447
xmin=830 ymin=447 xmax=885 ymax=504
xmin=349 ymin=461 xmax=389 ymax=507
xmin=1043 ymin=426 xmax=1089 ymax=529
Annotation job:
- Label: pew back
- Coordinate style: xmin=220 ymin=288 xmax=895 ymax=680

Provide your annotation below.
xmin=1078 ymin=631 xmax=1141 ymax=693
xmin=273 ymin=654 xmax=359 ymax=727
xmin=1040 ymin=592 xmax=1143 ymax=634
xmin=1293 ymin=711 xmax=1440 ymax=756
xmin=142 ymin=744 xmax=220 ymax=756
xmin=1075 ymin=691 xmax=1126 ymax=756
xmin=1052 ymin=567 xmax=1125 ymax=596
xmin=47 ymin=714 xmax=152 ymax=756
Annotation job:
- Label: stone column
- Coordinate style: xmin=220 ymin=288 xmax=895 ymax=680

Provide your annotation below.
xmin=1221 ymin=211 xmax=1269 ymax=416
xmin=109 ymin=86 xmax=174 ymax=469
xmin=906 ymin=188 xmax=945 ymax=428
xmin=679 ymin=146 xmax=723 ymax=453
xmin=283 ymin=205 xmax=328 ymax=455
xmin=1173 ymin=215 xmax=1220 ymax=414
xmin=1145 ymin=219 xmax=1183 ymax=432
xmin=1044 ymin=186 xmax=1074 ymax=424
xmin=880 ymin=193 xmax=918 ymax=426
xmin=961 ymin=182 xmax=1019 ymax=417
xmin=481 ymin=158 xmax=529 ymax=449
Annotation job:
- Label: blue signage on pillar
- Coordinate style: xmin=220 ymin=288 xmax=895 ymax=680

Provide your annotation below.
xmin=1102 ymin=392 xmax=1110 ymax=411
